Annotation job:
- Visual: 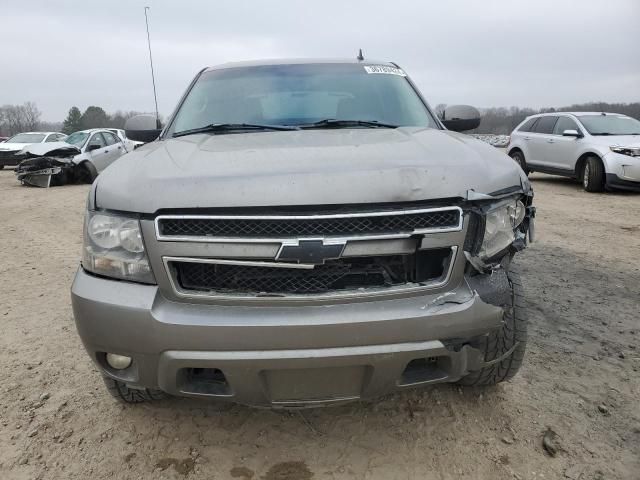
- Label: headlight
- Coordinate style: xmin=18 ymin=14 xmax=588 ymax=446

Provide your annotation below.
xmin=82 ymin=212 xmax=155 ymax=284
xmin=610 ymin=146 xmax=640 ymax=157
xmin=477 ymin=199 xmax=526 ymax=261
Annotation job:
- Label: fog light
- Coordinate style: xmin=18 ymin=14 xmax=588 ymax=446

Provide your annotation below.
xmin=105 ymin=353 xmax=132 ymax=370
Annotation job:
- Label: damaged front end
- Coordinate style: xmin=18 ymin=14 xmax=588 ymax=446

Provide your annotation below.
xmin=464 ymin=181 xmax=535 ymax=277
xmin=15 ymin=142 xmax=81 ymax=188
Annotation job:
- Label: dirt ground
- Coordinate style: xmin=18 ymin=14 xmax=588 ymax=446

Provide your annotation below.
xmin=1 ymin=169 xmax=639 ymax=480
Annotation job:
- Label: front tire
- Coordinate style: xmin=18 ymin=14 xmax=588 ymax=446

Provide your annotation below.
xmin=75 ymin=161 xmax=97 ymax=184
xmin=458 ymin=264 xmax=527 ymax=386
xmin=509 ymin=150 xmax=529 ymax=175
xmin=582 ymin=156 xmax=605 ymax=192
xmin=102 ymin=376 xmax=166 ymax=403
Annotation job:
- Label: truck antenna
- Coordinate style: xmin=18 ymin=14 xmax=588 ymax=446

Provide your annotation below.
xmin=357 ymin=49 xmax=364 ymax=61
xmin=144 ymin=7 xmax=161 ymax=129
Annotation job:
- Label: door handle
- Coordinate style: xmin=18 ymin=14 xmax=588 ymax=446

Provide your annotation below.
xmin=547 ymin=139 xmax=555 ymax=143
xmin=104 ymin=150 xmax=109 ymax=153
xmin=524 ymin=137 xmax=531 ymax=141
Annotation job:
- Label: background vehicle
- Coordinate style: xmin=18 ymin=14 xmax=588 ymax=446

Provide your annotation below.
xmin=107 ymin=128 xmax=144 ymax=152
xmin=508 ymin=112 xmax=640 ymax=192
xmin=0 ymin=131 xmax=66 ymax=169
xmin=63 ymin=128 xmax=128 ymax=180
xmin=72 ymin=59 xmax=534 ymax=407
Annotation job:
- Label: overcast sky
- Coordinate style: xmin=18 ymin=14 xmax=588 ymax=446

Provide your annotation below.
xmin=2 ymin=0 xmax=639 ymax=121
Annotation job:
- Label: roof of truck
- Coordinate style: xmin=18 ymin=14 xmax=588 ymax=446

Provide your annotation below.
xmin=205 ymin=58 xmax=395 ymax=72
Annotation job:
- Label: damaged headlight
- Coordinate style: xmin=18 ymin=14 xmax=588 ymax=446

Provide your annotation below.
xmin=82 ymin=211 xmax=155 ymax=284
xmin=477 ymin=199 xmax=526 ymax=261
xmin=610 ymin=146 xmax=640 ymax=157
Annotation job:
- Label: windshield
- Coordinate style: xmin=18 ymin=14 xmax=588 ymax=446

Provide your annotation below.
xmin=167 ymin=63 xmax=438 ymax=135
xmin=65 ymin=131 xmax=90 ymax=147
xmin=6 ymin=133 xmax=46 ymax=143
xmin=578 ymin=115 xmax=640 ymax=135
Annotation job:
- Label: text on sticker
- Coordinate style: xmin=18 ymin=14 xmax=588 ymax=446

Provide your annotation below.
xmin=363 ymin=65 xmax=407 ymax=76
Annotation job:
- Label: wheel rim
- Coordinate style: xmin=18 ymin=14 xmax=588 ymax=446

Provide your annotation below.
xmin=583 ymin=164 xmax=590 ymax=188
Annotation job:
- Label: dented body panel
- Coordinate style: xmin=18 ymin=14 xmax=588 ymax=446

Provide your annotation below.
xmin=95 ymin=128 xmax=527 ymax=213
xmin=14 ymin=142 xmax=81 ymax=188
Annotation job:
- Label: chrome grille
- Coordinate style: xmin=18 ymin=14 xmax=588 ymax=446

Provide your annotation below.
xmin=156 ymin=207 xmax=462 ymax=241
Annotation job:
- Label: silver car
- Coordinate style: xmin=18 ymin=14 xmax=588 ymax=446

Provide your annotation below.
xmin=71 ymin=59 xmax=535 ymax=407
xmin=64 ymin=128 xmax=129 ymax=180
xmin=508 ymin=112 xmax=640 ymax=192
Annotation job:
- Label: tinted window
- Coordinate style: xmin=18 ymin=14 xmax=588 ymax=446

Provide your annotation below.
xmin=553 ymin=117 xmax=579 ymax=135
xmin=168 ymin=63 xmax=438 ymax=135
xmin=518 ymin=118 xmax=538 ymax=132
xmin=89 ymin=133 xmax=107 ymax=148
xmin=45 ymin=134 xmax=58 ymax=142
xmin=534 ymin=116 xmax=558 ymax=134
xmin=102 ymin=132 xmax=118 ymax=145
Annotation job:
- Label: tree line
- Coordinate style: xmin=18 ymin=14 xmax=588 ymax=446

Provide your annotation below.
xmin=2 ymin=100 xmax=639 ymax=137
xmin=0 ymin=104 xmax=147 ymax=136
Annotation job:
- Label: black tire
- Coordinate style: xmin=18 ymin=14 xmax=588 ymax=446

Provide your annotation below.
xmin=0 ymin=165 xmax=4 ymax=170
xmin=458 ymin=264 xmax=527 ymax=386
xmin=509 ymin=150 xmax=529 ymax=175
xmin=582 ymin=156 xmax=605 ymax=192
xmin=102 ymin=376 xmax=166 ymax=403
xmin=76 ymin=161 xmax=97 ymax=184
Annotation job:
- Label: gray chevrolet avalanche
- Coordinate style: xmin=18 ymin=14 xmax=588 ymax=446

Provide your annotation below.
xmin=71 ymin=59 xmax=535 ymax=407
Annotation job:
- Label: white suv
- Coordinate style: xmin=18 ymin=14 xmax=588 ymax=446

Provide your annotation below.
xmin=508 ymin=112 xmax=640 ymax=192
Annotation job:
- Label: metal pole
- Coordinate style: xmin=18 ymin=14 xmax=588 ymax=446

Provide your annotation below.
xmin=144 ymin=6 xmax=160 ymax=128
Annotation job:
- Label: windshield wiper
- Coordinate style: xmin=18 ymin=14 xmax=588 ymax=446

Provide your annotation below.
xmin=298 ymin=119 xmax=399 ymax=129
xmin=173 ymin=123 xmax=299 ymax=138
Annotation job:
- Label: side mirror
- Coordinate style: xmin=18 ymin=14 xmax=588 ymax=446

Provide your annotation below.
xmin=124 ymin=114 xmax=162 ymax=143
xmin=562 ymin=129 xmax=582 ymax=138
xmin=440 ymin=105 xmax=481 ymax=132
xmin=88 ymin=143 xmax=101 ymax=152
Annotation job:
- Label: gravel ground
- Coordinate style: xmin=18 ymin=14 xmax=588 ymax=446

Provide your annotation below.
xmin=0 ymin=170 xmax=639 ymax=480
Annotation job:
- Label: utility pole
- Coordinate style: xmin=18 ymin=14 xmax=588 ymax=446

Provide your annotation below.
xmin=144 ymin=6 xmax=160 ymax=128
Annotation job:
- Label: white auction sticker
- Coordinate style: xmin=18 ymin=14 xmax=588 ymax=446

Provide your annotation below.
xmin=363 ymin=65 xmax=407 ymax=76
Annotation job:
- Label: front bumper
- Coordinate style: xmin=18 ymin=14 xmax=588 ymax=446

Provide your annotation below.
xmin=604 ymin=152 xmax=640 ymax=190
xmin=71 ymin=267 xmax=506 ymax=407
xmin=606 ymin=173 xmax=640 ymax=192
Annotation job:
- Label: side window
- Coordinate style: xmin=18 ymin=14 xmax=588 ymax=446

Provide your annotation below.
xmin=518 ymin=118 xmax=538 ymax=132
xmin=553 ymin=117 xmax=579 ymax=135
xmin=89 ymin=133 xmax=107 ymax=149
xmin=45 ymin=134 xmax=58 ymax=142
xmin=533 ymin=116 xmax=558 ymax=134
xmin=102 ymin=132 xmax=118 ymax=146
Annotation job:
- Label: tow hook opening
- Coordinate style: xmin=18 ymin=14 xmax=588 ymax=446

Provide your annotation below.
xmin=178 ymin=367 xmax=231 ymax=396
xmin=399 ymin=356 xmax=451 ymax=386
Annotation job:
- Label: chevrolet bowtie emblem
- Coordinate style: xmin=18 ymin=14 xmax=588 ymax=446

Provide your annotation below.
xmin=276 ymin=240 xmax=346 ymax=265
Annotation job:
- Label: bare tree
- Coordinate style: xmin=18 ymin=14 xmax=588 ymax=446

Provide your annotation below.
xmin=22 ymin=102 xmax=42 ymax=131
xmin=1 ymin=105 xmax=26 ymax=134
xmin=0 ymin=102 xmax=42 ymax=135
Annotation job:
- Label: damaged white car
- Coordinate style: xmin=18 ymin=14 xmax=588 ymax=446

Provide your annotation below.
xmin=15 ymin=129 xmax=128 ymax=187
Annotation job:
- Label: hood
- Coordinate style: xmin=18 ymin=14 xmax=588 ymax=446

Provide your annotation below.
xmin=0 ymin=142 xmax=30 ymax=152
xmin=18 ymin=141 xmax=80 ymax=158
xmin=95 ymin=127 xmax=526 ymax=213
xmin=588 ymin=134 xmax=640 ymax=148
